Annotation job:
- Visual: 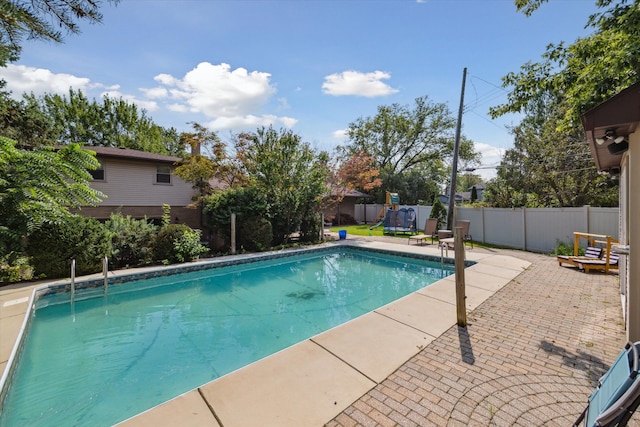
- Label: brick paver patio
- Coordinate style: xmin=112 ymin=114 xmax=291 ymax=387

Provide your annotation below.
xmin=327 ymin=247 xmax=639 ymax=426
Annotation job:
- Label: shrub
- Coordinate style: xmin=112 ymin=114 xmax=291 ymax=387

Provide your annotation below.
xmin=105 ymin=213 xmax=158 ymax=268
xmin=27 ymin=215 xmax=112 ymax=278
xmin=237 ymin=217 xmax=272 ymax=252
xmin=299 ymin=212 xmax=322 ymax=243
xmin=202 ymin=186 xmax=270 ymax=249
xmin=554 ymin=240 xmax=584 ymax=256
xmin=153 ymin=224 xmax=208 ymax=264
xmin=0 ymin=254 xmax=33 ymax=283
xmin=429 ymin=198 xmax=447 ymax=229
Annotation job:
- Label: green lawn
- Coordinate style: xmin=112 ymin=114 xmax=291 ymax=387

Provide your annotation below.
xmin=329 ymin=224 xmax=411 ymax=239
xmin=328 ymin=224 xmax=501 ymax=250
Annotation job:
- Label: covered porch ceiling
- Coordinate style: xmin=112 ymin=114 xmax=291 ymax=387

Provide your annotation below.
xmin=581 ymin=81 xmax=640 ymax=172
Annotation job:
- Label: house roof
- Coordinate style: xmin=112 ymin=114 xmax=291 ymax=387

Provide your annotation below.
xmin=343 ymin=189 xmax=373 ymax=198
xmin=327 ymin=186 xmax=373 ymax=199
xmin=581 ymin=81 xmax=640 ymax=172
xmin=83 ymin=146 xmax=182 ymax=164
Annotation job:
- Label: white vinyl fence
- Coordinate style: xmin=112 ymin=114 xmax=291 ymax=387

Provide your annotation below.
xmin=355 ymin=204 xmax=619 ymax=254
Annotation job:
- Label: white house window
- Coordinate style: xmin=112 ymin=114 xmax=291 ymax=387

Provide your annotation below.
xmin=156 ymin=166 xmax=171 ymax=184
xmin=90 ymin=163 xmax=105 ymax=181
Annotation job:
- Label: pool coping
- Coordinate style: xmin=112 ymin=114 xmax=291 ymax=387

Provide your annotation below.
xmin=0 ymin=239 xmax=531 ymax=426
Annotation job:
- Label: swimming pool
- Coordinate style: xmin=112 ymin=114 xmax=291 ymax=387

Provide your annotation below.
xmin=0 ymin=246 xmax=454 ymax=426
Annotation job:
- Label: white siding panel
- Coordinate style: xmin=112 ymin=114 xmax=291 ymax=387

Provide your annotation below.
xmin=91 ymin=158 xmax=194 ymax=207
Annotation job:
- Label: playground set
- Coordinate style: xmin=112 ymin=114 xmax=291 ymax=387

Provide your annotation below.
xmin=370 ymin=192 xmax=417 ymax=235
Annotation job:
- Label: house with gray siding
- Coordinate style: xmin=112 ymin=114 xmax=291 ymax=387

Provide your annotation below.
xmin=76 ymin=146 xmax=202 ymax=229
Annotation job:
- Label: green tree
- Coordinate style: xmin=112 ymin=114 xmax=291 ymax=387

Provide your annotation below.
xmin=239 ymin=126 xmax=329 ymax=245
xmin=338 ymin=96 xmax=480 ymax=204
xmin=324 ymin=150 xmax=382 ymax=212
xmin=0 ymin=0 xmax=118 ymax=66
xmin=202 ymin=186 xmax=271 ymax=251
xmin=491 ymin=0 xmax=640 ymax=131
xmin=0 ymin=137 xmax=104 ymax=253
xmin=175 ymin=122 xmax=220 ymax=201
xmin=34 ymin=89 xmax=182 ymax=154
xmin=429 ymin=197 xmax=447 ymax=229
xmin=484 ymin=0 xmax=634 ymax=207
xmin=485 ymin=92 xmax=618 ymax=207
xmin=470 ymin=185 xmax=478 ymax=203
xmin=0 ymin=82 xmax=54 ymax=144
xmin=456 ymin=172 xmax=483 ymax=193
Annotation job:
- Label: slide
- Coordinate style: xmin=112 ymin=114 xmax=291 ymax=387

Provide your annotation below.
xmin=369 ymin=220 xmax=384 ymax=230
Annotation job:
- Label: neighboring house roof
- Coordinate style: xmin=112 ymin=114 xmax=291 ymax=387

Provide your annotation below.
xmin=343 ymin=189 xmax=373 ymax=198
xmin=83 ymin=146 xmax=182 ymax=164
xmin=438 ymin=193 xmax=467 ymax=204
xmin=439 ymin=183 xmax=485 ymax=204
xmin=328 ymin=187 xmax=373 ymax=199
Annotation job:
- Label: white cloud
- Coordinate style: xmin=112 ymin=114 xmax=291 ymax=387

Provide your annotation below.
xmin=279 ymin=116 xmax=298 ymax=128
xmin=469 ymin=142 xmax=505 ymax=181
xmin=332 ymin=129 xmax=348 ymax=139
xmin=153 ymin=61 xmax=295 ymax=131
xmin=155 ymin=62 xmax=274 ymax=116
xmin=3 ymin=65 xmax=159 ymax=114
xmin=206 ymin=114 xmax=298 ymax=130
xmin=322 ymin=70 xmax=399 ymax=97
xmin=3 ymin=61 xmax=296 ymax=132
xmin=3 ymin=64 xmax=92 ymax=99
xmin=167 ymin=103 xmax=189 ymax=113
xmin=140 ymin=86 xmax=168 ymax=99
xmin=277 ymin=97 xmax=290 ymax=110
xmin=154 ymin=73 xmax=178 ymax=86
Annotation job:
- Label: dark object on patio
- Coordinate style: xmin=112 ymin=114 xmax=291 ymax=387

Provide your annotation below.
xmin=573 ymin=341 xmax=640 ymax=427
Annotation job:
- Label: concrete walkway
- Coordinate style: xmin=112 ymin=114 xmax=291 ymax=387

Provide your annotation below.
xmin=327 ymin=239 xmax=638 ymax=426
xmin=1 ymin=236 xmax=638 ymax=426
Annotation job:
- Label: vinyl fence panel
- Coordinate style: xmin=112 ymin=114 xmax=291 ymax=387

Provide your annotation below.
xmin=354 ymin=204 xmax=619 ymax=253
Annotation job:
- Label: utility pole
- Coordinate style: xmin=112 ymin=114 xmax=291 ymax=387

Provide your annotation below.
xmin=447 ymin=67 xmax=467 ymax=230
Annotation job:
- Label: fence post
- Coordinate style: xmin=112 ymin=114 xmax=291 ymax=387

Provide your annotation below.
xmin=584 ymin=205 xmax=591 ymax=234
xmin=454 ymin=227 xmax=466 ymax=327
xmin=481 ymin=206 xmax=486 ymax=245
xmin=231 ymin=213 xmax=236 ymax=255
xmin=522 ymin=207 xmax=527 ymax=251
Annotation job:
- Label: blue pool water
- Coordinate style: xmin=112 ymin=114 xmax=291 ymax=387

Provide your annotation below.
xmin=0 ymin=247 xmax=453 ymax=426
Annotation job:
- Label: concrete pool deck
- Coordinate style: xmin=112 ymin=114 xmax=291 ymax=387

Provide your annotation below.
xmin=0 ymin=235 xmax=635 ymax=426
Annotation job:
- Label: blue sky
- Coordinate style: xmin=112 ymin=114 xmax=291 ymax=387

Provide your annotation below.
xmin=2 ymin=0 xmax=598 ymax=179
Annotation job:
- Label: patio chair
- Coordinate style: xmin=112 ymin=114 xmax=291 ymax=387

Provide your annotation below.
xmin=439 ymin=220 xmax=473 ymax=250
xmin=574 ymin=341 xmax=640 ymax=427
xmin=577 ymin=252 xmax=620 ymax=274
xmin=558 ymin=246 xmax=604 ymax=268
xmin=408 ymin=218 xmax=438 ymax=245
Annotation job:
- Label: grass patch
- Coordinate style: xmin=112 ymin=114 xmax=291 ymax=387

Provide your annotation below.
xmin=328 ymin=224 xmax=517 ymax=251
xmin=329 ymin=224 xmax=407 ymax=238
